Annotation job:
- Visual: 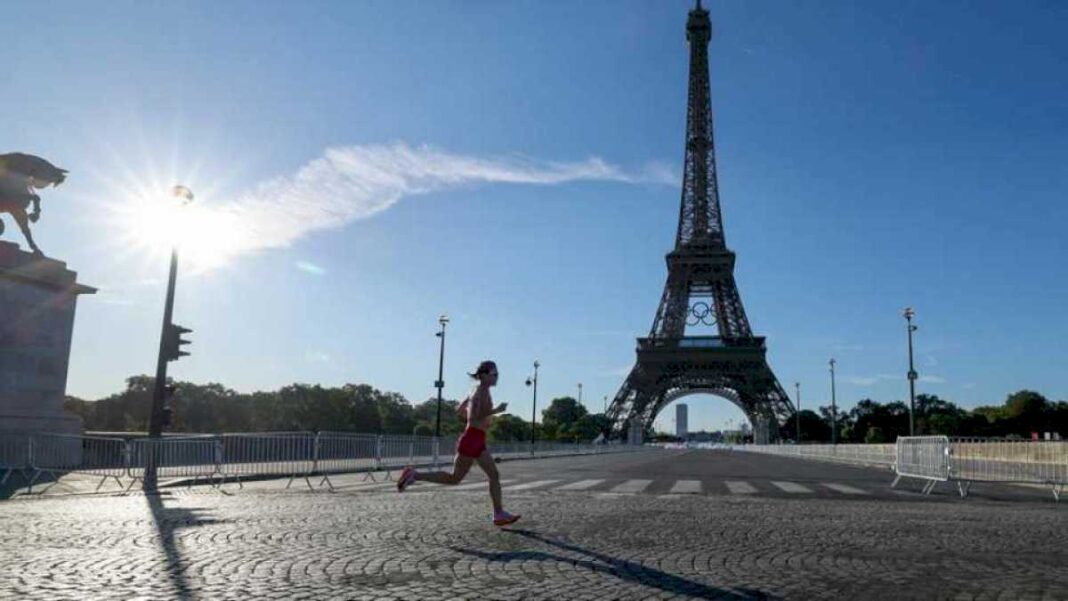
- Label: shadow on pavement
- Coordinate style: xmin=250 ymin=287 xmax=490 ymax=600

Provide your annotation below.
xmin=146 ymin=492 xmax=225 ymax=600
xmin=451 ymin=528 xmax=780 ymax=600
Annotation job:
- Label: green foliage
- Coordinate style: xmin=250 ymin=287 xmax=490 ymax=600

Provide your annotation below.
xmin=541 ymin=397 xmax=588 ymax=430
xmin=488 ymin=414 xmax=530 ymax=442
xmin=65 ymin=377 xmax=1067 ymax=441
xmin=863 ymin=426 xmax=886 ymax=443
xmin=69 ymin=376 xmax=444 ymax=434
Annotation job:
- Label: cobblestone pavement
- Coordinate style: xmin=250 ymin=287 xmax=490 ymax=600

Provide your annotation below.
xmin=2 ymin=466 xmax=1066 ymax=601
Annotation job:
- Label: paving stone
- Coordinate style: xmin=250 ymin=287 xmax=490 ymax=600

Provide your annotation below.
xmin=1 ymin=476 xmax=1066 ymax=599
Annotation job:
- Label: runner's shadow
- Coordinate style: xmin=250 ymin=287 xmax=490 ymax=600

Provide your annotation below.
xmin=451 ymin=528 xmax=779 ymax=600
xmin=146 ymin=492 xmax=225 ymax=600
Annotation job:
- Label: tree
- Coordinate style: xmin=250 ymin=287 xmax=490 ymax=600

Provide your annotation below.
xmin=413 ymin=398 xmax=465 ymax=435
xmin=569 ymin=414 xmax=611 ymax=442
xmin=541 ymin=397 xmax=588 ymax=434
xmin=797 ymin=410 xmax=829 ymax=442
xmin=377 ymin=392 xmax=415 ymax=435
xmin=488 ymin=414 xmax=530 ymax=442
xmin=863 ymin=426 xmax=886 ymax=443
xmin=818 ymin=405 xmax=853 ymax=442
xmin=914 ymin=394 xmax=964 ymax=436
xmin=1003 ymin=390 xmax=1049 ymax=436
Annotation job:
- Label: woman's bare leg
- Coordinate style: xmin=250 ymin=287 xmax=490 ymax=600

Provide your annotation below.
xmin=475 ymin=450 xmax=503 ymax=513
xmin=416 ymin=454 xmax=474 ymax=485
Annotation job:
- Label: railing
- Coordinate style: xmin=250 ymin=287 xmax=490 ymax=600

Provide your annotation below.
xmin=30 ymin=433 xmax=128 ymax=493
xmin=733 ymin=442 xmax=896 ymax=468
xmin=737 ymin=437 xmax=1066 ymax=500
xmin=947 ymin=437 xmax=1068 ymax=499
xmin=126 ymin=437 xmax=219 ymax=491
xmin=0 ymin=431 xmax=638 ymax=494
xmin=892 ymin=436 xmax=951 ymax=494
xmin=0 ymin=432 xmax=31 ymax=486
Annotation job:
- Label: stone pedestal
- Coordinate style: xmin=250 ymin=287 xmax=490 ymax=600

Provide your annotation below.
xmin=0 ymin=242 xmax=95 ymax=434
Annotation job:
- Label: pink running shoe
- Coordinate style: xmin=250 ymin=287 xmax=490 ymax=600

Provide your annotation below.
xmin=492 ymin=511 xmax=521 ymax=527
xmin=397 ymin=466 xmax=417 ymax=492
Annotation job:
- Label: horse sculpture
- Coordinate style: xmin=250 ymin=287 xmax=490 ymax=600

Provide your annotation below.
xmin=0 ymin=152 xmax=68 ymax=256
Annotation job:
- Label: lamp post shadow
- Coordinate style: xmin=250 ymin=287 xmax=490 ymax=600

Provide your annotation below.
xmin=451 ymin=528 xmax=780 ymax=600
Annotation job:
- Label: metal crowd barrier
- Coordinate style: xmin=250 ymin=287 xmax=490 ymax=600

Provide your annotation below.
xmin=28 ymin=433 xmax=128 ymax=493
xmin=314 ymin=432 xmax=379 ymax=488
xmin=126 ymin=437 xmax=219 ymax=491
xmin=948 ymin=438 xmax=1068 ymax=500
xmin=892 ymin=436 xmax=951 ymax=494
xmin=218 ymin=432 xmax=316 ymax=489
xmin=1 ymin=430 xmax=639 ymax=495
xmin=0 ymin=432 xmax=30 ymax=486
xmin=737 ymin=443 xmax=896 ymax=468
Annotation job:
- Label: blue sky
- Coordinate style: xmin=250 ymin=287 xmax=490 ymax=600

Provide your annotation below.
xmin=4 ymin=0 xmax=1066 ymax=433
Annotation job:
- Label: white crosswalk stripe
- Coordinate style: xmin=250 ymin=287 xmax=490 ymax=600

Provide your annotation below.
xmin=556 ymin=479 xmax=606 ymax=491
xmin=610 ymin=479 xmax=653 ymax=494
xmin=503 ymin=480 xmax=561 ymax=491
xmin=771 ymin=481 xmax=814 ymax=493
xmin=668 ymin=480 xmax=702 ymax=494
xmin=725 ymin=480 xmax=757 ymax=494
xmin=821 ymin=482 xmax=869 ymax=495
xmin=386 ymin=477 xmax=875 ymax=497
xmin=448 ymin=479 xmax=517 ymax=491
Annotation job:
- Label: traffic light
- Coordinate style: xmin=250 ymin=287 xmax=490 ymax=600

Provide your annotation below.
xmin=161 ymin=384 xmax=178 ymax=428
xmin=162 ymin=323 xmax=192 ymax=362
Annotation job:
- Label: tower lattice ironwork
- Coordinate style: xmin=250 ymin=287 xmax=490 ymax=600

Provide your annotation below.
xmin=607 ymin=1 xmax=794 ymax=444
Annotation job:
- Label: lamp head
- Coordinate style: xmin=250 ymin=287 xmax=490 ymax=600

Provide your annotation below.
xmin=171 ymin=185 xmax=194 ymax=205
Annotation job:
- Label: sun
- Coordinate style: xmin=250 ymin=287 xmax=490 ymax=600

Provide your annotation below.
xmin=110 ymin=178 xmax=250 ymax=273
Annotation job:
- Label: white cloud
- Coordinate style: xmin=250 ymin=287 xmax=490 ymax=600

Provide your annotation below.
xmin=919 ymin=375 xmax=946 ymax=384
xmin=296 ymin=261 xmax=326 ymax=276
xmin=844 ymin=374 xmax=898 ymax=386
xmin=304 ymin=351 xmax=332 ymax=363
xmin=201 ymin=143 xmax=674 ymax=264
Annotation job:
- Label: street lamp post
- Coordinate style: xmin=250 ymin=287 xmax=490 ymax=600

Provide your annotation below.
xmin=145 ymin=185 xmax=195 ymax=491
xmin=829 ymin=358 xmax=837 ymax=445
xmin=577 ymin=382 xmax=582 ymax=405
xmin=904 ymin=307 xmax=918 ymax=436
xmin=525 ymin=361 xmax=540 ymax=449
xmin=795 ymin=382 xmax=801 ymax=443
xmin=433 ymin=315 xmax=449 ymax=438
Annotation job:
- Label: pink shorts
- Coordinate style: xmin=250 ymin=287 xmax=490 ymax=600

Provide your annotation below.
xmin=457 ymin=427 xmax=487 ymax=459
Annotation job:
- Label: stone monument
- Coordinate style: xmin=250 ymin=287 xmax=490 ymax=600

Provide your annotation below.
xmin=0 ymin=241 xmax=95 ymax=434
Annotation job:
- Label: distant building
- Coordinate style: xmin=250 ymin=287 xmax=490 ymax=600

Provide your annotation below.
xmin=676 ymin=403 xmax=688 ymax=438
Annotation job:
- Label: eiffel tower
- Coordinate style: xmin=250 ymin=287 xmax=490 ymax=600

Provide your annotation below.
xmin=607 ymin=1 xmax=794 ymax=444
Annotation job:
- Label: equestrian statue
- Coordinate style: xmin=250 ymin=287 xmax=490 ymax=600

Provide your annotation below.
xmin=0 ymin=152 xmax=68 ymax=256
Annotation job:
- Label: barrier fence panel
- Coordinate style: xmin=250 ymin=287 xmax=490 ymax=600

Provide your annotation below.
xmin=218 ymin=433 xmax=315 ymax=489
xmin=29 ymin=433 xmax=128 ymax=493
xmin=377 ymin=435 xmax=444 ymax=476
xmin=734 ymin=443 xmax=895 ymax=469
xmin=126 ymin=437 xmax=220 ymax=491
xmin=892 ymin=436 xmax=950 ymax=494
xmin=315 ymin=432 xmax=378 ymax=472
xmin=949 ymin=438 xmax=1068 ymax=500
xmin=5 ymin=429 xmax=645 ymax=496
xmin=0 ymin=432 xmax=30 ymax=486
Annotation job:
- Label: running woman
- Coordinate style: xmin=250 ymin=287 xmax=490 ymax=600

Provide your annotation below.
xmin=397 ymin=360 xmax=520 ymax=527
